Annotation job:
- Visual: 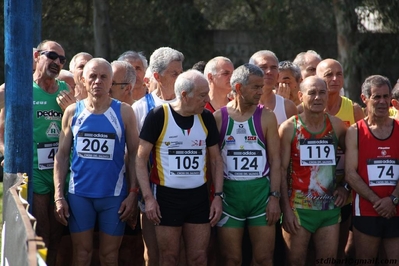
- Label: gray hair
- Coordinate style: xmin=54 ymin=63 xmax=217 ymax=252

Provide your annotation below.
xmin=293 ymin=50 xmax=322 ymax=67
xmin=249 ymin=50 xmax=279 ymax=65
xmin=111 ymin=60 xmax=136 ymax=86
xmin=392 ymin=82 xmax=399 ymax=101
xmin=204 ymin=56 xmax=233 ymax=77
xmin=230 ymin=64 xmax=264 ymax=93
xmin=118 ymin=50 xmax=148 ymax=70
xmin=69 ymin=52 xmax=93 ymax=72
xmin=149 ymin=47 xmax=184 ymax=75
xmin=361 ymin=75 xmax=392 ymax=98
xmin=279 ymin=61 xmax=302 ymax=82
xmin=174 ymin=69 xmax=206 ymax=100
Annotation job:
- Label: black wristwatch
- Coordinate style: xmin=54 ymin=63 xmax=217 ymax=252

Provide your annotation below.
xmin=214 ymin=192 xmax=225 ymax=199
xmin=343 ymin=183 xmax=351 ymax=192
xmin=390 ymin=195 xmax=399 ymax=206
xmin=269 ymin=191 xmax=281 ymax=199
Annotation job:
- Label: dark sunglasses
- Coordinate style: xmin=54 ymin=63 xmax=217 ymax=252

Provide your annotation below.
xmin=40 ymin=50 xmax=66 ymax=64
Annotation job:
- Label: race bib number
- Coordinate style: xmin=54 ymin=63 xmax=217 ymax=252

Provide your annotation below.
xmin=299 ymin=139 xmax=336 ymax=166
xmin=367 ymin=159 xmax=399 ymax=186
xmin=335 ymin=148 xmax=345 ymax=176
xmin=226 ymin=149 xmax=264 ymax=178
xmin=76 ymin=132 xmax=115 ymax=160
xmin=37 ymin=141 xmax=58 ymax=170
xmin=168 ymin=149 xmax=203 ymax=176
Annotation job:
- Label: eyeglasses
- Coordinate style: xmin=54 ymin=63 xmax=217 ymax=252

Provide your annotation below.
xmin=112 ymin=82 xmax=130 ymax=86
xmin=40 ymin=51 xmax=66 ymax=64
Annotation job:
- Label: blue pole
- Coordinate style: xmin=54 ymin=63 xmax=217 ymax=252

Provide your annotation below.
xmin=4 ymin=0 xmax=33 ymax=205
xmin=33 ymin=0 xmax=41 ymax=46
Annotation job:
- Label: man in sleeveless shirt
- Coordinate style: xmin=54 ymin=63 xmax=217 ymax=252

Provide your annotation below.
xmin=279 ymin=76 xmax=347 ymax=266
xmin=136 ymin=69 xmax=223 ymax=266
xmin=249 ymin=50 xmax=297 ymax=126
xmin=346 ymin=75 xmax=399 ymax=264
xmin=203 ymin=56 xmax=234 ymax=112
xmin=31 ymin=40 xmax=73 ymax=265
xmin=316 ymin=58 xmax=364 ymax=260
xmin=214 ymin=64 xmax=281 ymax=265
xmin=54 ymin=58 xmax=139 ymax=265
xmin=132 ymin=47 xmax=184 ymax=266
xmin=249 ymin=49 xmax=297 ymax=265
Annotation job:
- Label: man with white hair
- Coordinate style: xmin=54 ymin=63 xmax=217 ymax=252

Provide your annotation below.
xmin=249 ymin=50 xmax=297 ymax=125
xmin=54 ymin=58 xmax=139 ymax=265
xmin=293 ymin=50 xmax=322 ymax=79
xmin=118 ymin=50 xmax=148 ymax=101
xmin=110 ymin=60 xmax=136 ymax=105
xmin=69 ymin=52 xmax=93 ymax=101
xmin=136 ymin=69 xmax=223 ymax=266
xmin=132 ymin=46 xmax=184 ymax=266
xmin=203 ymin=56 xmax=234 ymax=112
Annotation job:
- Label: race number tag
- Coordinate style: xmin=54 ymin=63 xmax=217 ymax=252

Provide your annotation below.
xmin=226 ymin=149 xmax=263 ymax=178
xmin=76 ymin=132 xmax=115 ymax=160
xmin=299 ymin=139 xmax=336 ymax=166
xmin=335 ymin=148 xmax=345 ymax=176
xmin=37 ymin=141 xmax=58 ymax=170
xmin=367 ymin=159 xmax=399 ymax=186
xmin=168 ymin=149 xmax=203 ymax=176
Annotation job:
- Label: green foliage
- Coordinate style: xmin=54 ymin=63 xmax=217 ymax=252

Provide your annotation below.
xmin=0 ymin=0 xmax=398 ymax=86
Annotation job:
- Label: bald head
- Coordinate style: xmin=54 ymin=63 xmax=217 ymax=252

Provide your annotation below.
xmin=82 ymin=58 xmax=113 ymax=97
xmin=83 ymin=58 xmax=112 ymax=78
xmin=37 ymin=40 xmax=64 ymax=53
xmin=300 ymin=76 xmax=327 ymax=92
xmin=316 ymin=59 xmax=342 ymax=77
xmin=316 ymin=59 xmax=344 ymax=94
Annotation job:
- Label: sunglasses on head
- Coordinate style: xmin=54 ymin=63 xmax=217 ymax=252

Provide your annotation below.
xmin=40 ymin=50 xmax=66 ymax=64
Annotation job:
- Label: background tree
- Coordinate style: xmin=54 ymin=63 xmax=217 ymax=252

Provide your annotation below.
xmin=93 ymin=0 xmax=112 ymax=59
xmin=0 ymin=0 xmax=398 ymax=101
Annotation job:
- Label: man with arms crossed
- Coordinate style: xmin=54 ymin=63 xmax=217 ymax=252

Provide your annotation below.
xmin=279 ymin=76 xmax=347 ymax=266
xmin=136 ymin=70 xmax=223 ymax=266
xmin=346 ymin=75 xmax=399 ymax=265
xmin=214 ymin=64 xmax=281 ymax=265
xmin=54 ymin=58 xmax=139 ymax=265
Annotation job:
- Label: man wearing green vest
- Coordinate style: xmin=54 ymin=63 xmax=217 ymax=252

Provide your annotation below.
xmin=32 ymin=40 xmax=72 ymax=265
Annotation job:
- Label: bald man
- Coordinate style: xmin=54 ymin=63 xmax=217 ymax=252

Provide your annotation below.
xmin=54 ymin=58 xmax=139 ymax=265
xmin=315 ymin=58 xmax=364 ymax=260
xmin=280 ymin=76 xmax=347 ymax=266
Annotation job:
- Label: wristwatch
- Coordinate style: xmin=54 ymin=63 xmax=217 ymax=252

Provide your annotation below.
xmin=343 ymin=183 xmax=351 ymax=192
xmin=269 ymin=191 xmax=281 ymax=199
xmin=214 ymin=192 xmax=225 ymax=200
xmin=390 ymin=195 xmax=399 ymax=206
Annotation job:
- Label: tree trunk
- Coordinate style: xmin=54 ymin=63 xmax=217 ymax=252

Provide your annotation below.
xmin=93 ymin=0 xmax=111 ymax=59
xmin=333 ymin=0 xmax=362 ymax=103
